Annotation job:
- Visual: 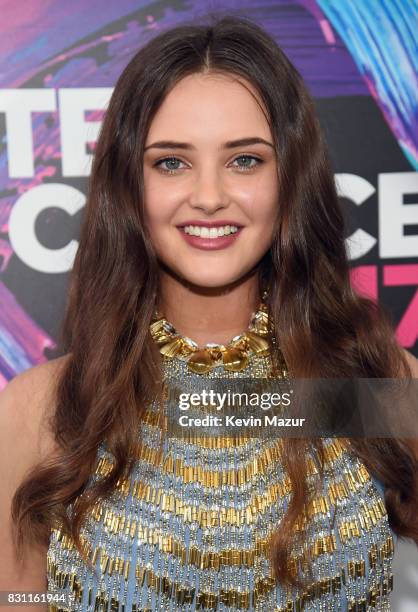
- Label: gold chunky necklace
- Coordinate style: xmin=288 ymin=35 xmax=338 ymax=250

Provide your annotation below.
xmin=149 ymin=293 xmax=271 ymax=374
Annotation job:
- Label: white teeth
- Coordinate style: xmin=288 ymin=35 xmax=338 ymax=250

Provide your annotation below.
xmin=183 ymin=225 xmax=239 ymax=238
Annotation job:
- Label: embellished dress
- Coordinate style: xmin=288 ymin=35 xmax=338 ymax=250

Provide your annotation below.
xmin=46 ymin=305 xmax=395 ymax=611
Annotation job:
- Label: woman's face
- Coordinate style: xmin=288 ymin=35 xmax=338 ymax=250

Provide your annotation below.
xmin=143 ymin=71 xmax=279 ymax=289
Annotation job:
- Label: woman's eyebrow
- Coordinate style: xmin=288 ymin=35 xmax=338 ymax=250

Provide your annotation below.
xmin=144 ymin=137 xmax=274 ymax=151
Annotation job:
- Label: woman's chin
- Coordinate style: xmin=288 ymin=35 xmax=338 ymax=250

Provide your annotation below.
xmin=173 ymin=269 xmax=253 ymax=292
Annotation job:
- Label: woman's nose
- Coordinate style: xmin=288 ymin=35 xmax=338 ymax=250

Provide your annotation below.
xmin=189 ymin=167 xmax=229 ymax=213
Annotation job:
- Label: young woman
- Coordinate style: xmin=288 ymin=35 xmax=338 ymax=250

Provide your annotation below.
xmin=2 ymin=14 xmax=418 ymax=612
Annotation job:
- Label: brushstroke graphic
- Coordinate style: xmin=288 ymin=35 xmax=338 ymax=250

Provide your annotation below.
xmin=318 ymin=0 xmax=418 ymax=169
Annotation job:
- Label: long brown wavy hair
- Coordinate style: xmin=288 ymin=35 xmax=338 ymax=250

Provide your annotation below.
xmin=11 ymin=13 xmax=418 ymax=586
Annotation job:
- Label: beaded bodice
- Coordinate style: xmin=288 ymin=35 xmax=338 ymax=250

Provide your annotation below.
xmin=46 ymin=344 xmax=395 ymax=611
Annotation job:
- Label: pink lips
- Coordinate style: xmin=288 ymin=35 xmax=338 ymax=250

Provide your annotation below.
xmin=177 ymin=225 xmax=243 ymax=251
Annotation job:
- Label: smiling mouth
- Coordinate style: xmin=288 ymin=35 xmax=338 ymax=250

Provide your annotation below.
xmin=178 ymin=224 xmax=242 ymax=239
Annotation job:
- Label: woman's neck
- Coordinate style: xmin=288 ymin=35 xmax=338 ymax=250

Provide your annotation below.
xmin=156 ymin=268 xmax=262 ymax=347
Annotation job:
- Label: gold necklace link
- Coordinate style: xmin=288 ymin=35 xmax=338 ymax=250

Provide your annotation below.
xmin=150 ymin=294 xmax=272 ymax=374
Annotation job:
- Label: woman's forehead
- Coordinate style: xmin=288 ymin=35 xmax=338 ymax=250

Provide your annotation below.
xmin=145 ymin=72 xmax=271 ymax=144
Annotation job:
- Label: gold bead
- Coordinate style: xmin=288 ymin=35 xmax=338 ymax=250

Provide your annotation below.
xmin=222 ymin=347 xmax=249 ymax=371
xmin=245 ymin=331 xmax=270 ymax=355
xmin=187 ymin=350 xmax=216 ymax=374
xmin=159 ymin=338 xmax=184 ymax=358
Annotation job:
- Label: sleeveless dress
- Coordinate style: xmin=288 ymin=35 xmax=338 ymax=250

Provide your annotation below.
xmin=46 ymin=340 xmax=395 ymax=611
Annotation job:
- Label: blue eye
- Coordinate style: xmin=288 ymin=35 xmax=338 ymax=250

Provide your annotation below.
xmin=153 ymin=157 xmax=187 ymax=174
xmin=153 ymin=154 xmax=263 ymax=175
xmin=232 ymin=155 xmax=262 ymax=171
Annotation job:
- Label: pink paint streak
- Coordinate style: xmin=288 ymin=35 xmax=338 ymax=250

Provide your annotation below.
xmin=383 ymin=264 xmax=418 ymax=348
xmin=350 ymin=265 xmax=378 ymax=301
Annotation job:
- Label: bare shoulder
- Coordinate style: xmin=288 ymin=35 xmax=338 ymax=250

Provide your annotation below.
xmin=402 ymin=348 xmax=418 ymax=378
xmin=0 ymin=354 xmax=71 ymax=461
